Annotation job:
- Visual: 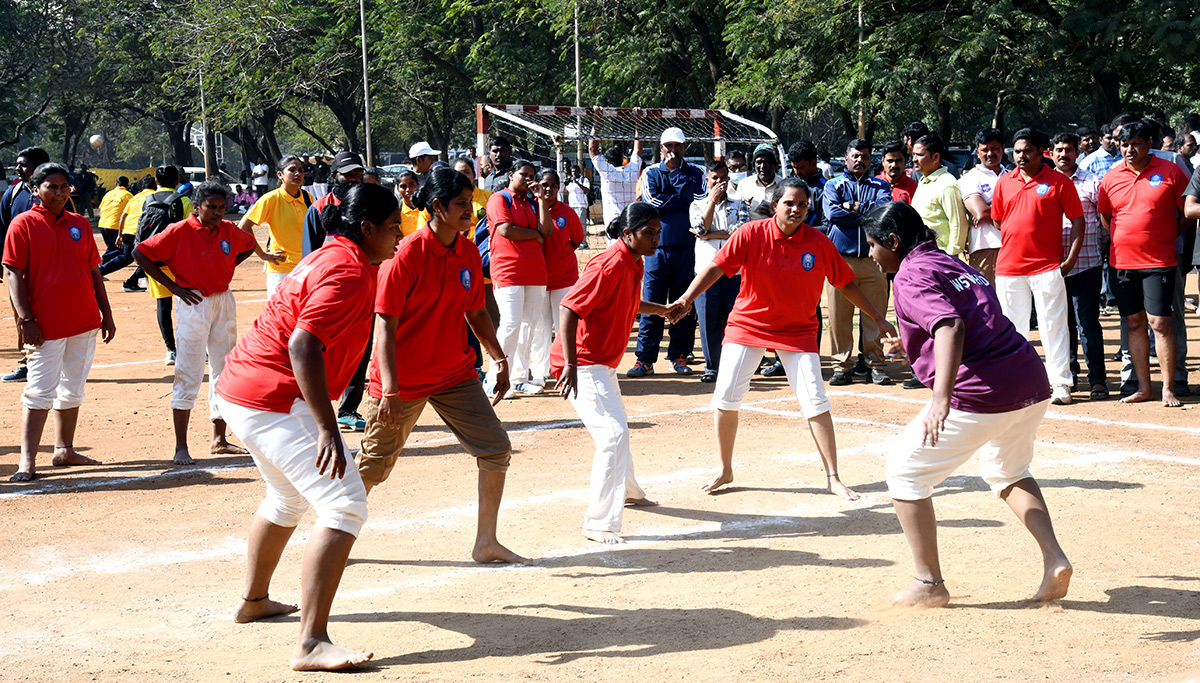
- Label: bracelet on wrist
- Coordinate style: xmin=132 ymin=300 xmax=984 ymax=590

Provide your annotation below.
xmin=382 ymin=390 xmax=401 ymax=398
xmin=19 ymin=318 xmax=35 ymax=326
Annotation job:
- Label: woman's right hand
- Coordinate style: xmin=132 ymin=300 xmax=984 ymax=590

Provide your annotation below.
xmin=314 ymin=427 xmax=347 ymax=479
xmin=377 ymin=394 xmax=403 ymax=427
xmin=558 ymin=366 xmax=578 ymax=400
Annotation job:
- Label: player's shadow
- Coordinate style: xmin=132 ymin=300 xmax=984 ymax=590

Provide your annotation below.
xmin=0 ymin=456 xmax=257 ymax=493
xmin=335 ymin=603 xmax=865 ymax=668
xmin=87 ymin=375 xmax=175 ymax=384
xmin=548 ymin=544 xmax=893 ymax=578
xmin=617 ymin=377 xmax=722 ymax=398
xmin=933 ymin=476 xmax=1143 ymax=495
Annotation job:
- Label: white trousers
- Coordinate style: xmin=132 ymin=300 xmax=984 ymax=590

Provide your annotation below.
xmin=995 ymin=268 xmax=1072 ymax=388
xmin=173 ymin=290 xmax=237 ymax=418
xmin=886 ymin=399 xmax=1048 ymax=500
xmin=527 ymin=285 xmax=571 ymax=384
xmin=22 ymin=331 xmax=97 ymax=410
xmin=711 ymin=343 xmax=831 ymax=417
xmin=489 ymin=284 xmax=548 ymax=385
xmin=265 ymin=271 xmax=288 ymax=300
xmin=216 ymin=396 xmax=368 ymax=537
xmin=568 ymin=365 xmax=646 ymax=532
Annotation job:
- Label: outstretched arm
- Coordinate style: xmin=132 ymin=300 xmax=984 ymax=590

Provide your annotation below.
xmin=834 ymin=280 xmax=897 ymax=339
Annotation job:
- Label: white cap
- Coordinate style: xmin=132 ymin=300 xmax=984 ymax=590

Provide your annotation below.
xmin=1191 ymin=131 xmax=1200 ymax=145
xmin=408 ymin=141 xmax=441 ymax=158
xmin=660 ymin=127 xmax=686 ymax=145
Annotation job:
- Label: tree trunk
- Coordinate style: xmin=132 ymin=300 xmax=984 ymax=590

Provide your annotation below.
xmin=1090 ymin=71 xmax=1121 ymax=126
xmin=992 ymin=91 xmax=1005 ymax=133
xmin=770 ymin=106 xmax=786 ymax=136
xmin=937 ymin=98 xmax=952 ymax=143
xmin=255 ymin=108 xmax=282 ymax=168
xmin=837 ymin=107 xmax=856 ymax=140
xmin=165 ymin=119 xmax=193 ymax=166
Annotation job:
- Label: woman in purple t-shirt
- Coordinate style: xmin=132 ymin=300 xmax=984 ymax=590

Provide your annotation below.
xmin=862 ymin=201 xmax=1072 ymax=610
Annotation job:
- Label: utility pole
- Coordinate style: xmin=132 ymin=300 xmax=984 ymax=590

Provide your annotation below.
xmin=857 ymin=0 xmax=866 ymax=140
xmin=199 ymin=69 xmax=215 ymax=177
xmin=575 ymin=0 xmax=584 ymax=170
xmin=360 ymin=0 xmax=374 ymax=164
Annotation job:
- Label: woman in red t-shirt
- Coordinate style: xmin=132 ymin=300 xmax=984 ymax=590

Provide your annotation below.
xmin=213 ymin=183 xmax=402 ymax=672
xmin=672 ymin=177 xmax=895 ymax=501
xmin=552 ymin=203 xmax=684 ymax=544
xmin=528 ymin=169 xmax=585 ymax=387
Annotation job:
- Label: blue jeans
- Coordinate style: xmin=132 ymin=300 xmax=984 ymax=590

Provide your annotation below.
xmin=636 ymin=246 xmax=697 ymax=364
xmin=1064 ymin=267 xmax=1105 ymax=387
xmin=696 ymin=273 xmax=740 ymax=373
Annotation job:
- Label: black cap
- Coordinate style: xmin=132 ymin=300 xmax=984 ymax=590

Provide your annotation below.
xmin=332 ymin=151 xmax=364 ymax=174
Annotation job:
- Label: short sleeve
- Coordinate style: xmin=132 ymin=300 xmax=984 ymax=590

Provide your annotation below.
xmin=1058 ymin=177 xmax=1084 ymax=220
xmin=822 ymin=238 xmax=856 ymax=288
xmin=298 ymin=268 xmax=372 ymax=350
xmin=688 ymin=200 xmax=705 ymax=230
xmin=1096 ymin=178 xmax=1112 ymax=215
xmin=711 ymin=222 xmax=751 ymax=276
xmin=958 ymin=172 xmax=981 ymax=199
xmin=232 ymin=221 xmax=259 ymax=253
xmin=989 ymin=178 xmax=1008 ymax=224
xmin=2 ymin=219 xmax=29 ymax=270
xmin=486 ymin=192 xmax=513 ymax=228
xmin=136 ymin=222 xmax=181 ymax=263
xmin=1170 ymin=165 xmax=1189 ymax=207
xmin=1186 ymin=168 xmax=1200 ymax=199
xmin=561 ymin=256 xmax=609 ymax=319
xmin=565 ymin=207 xmax=584 ymax=244
xmin=84 ymin=230 xmax=101 ymax=268
xmin=466 ymin=247 xmax=485 ymax=310
xmin=245 ymin=193 xmax=271 ymax=226
xmin=374 ymin=251 xmax=415 ymax=318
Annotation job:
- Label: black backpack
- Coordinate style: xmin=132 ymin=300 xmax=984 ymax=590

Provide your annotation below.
xmin=134 ymin=190 xmax=187 ymax=245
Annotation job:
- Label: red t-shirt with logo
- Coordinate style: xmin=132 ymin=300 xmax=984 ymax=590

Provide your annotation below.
xmin=1 ymin=204 xmax=101 ymax=341
xmin=486 ymin=189 xmax=547 ymax=288
xmin=1097 ymin=156 xmax=1188 ymax=269
xmin=137 ymin=215 xmax=258 ymax=295
xmin=990 ymin=166 xmax=1083 ymax=277
xmin=550 ymin=240 xmax=643 ymax=377
xmin=543 ymin=201 xmax=585 ymax=290
xmin=368 ymin=228 xmax=484 ymax=400
xmin=712 ymin=218 xmax=854 ymax=353
xmin=217 ymin=237 xmax=377 ymax=413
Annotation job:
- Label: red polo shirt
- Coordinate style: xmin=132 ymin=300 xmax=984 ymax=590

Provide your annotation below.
xmin=137 ymin=215 xmax=258 ymax=296
xmin=543 ymin=201 xmax=585 ymax=290
xmin=1097 ymin=156 xmax=1188 ymax=269
xmin=991 ymin=165 xmax=1083 ymax=277
xmin=217 ymin=237 xmax=377 ymax=413
xmin=368 ymin=228 xmax=484 ymax=401
xmin=550 ymin=240 xmax=643 ymax=377
xmin=486 ymin=189 xmax=547 ymax=288
xmin=1 ymin=204 xmax=101 ymax=341
xmin=878 ymin=173 xmax=918 ymax=204
xmin=713 ymin=218 xmax=854 ymax=353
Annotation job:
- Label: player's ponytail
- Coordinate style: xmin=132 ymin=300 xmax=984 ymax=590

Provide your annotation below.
xmin=336 ymin=183 xmax=399 ymax=244
xmin=413 ymin=166 xmax=473 ymax=214
xmin=607 ymin=201 xmax=659 ymax=240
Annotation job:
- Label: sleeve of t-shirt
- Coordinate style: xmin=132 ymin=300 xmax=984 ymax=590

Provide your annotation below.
xmin=1058 ymin=177 xmax=1084 ymax=221
xmin=591 ymin=155 xmax=615 ymax=176
xmin=1185 ymin=168 xmax=1200 ymax=199
xmin=245 ymin=193 xmax=271 ymax=226
xmin=466 ymin=247 xmax=485 ymax=310
xmin=901 ymin=269 xmax=963 ymax=336
xmin=560 ymin=256 xmax=608 ymax=319
xmin=565 ymin=207 xmax=584 ymax=244
xmin=711 ymin=222 xmax=750 ymax=277
xmin=374 ymin=252 xmax=416 ymax=318
xmin=1170 ymin=165 xmax=1189 ymax=208
xmin=136 ymin=221 xmax=182 ymax=263
xmin=1096 ymin=177 xmax=1112 ymax=215
xmin=297 ymin=269 xmax=371 ymax=350
xmin=688 ymin=199 xmax=705 ymax=230
xmin=821 ymin=236 xmax=856 ymax=288
xmin=2 ymin=217 xmax=29 ymax=270
xmin=958 ymin=172 xmax=981 ymax=199
xmin=990 ymin=178 xmax=1008 ymax=224
xmin=486 ymin=192 xmax=513 ymax=228
xmin=84 ymin=229 xmax=101 ymax=268
xmin=232 ymin=221 xmax=259 ymax=254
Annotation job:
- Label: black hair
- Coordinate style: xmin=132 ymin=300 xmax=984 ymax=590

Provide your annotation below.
xmin=881 ymin=140 xmax=907 ymax=158
xmin=603 ymin=144 xmax=624 ymax=167
xmin=1117 ymin=120 xmax=1152 ymax=144
xmin=192 ymin=181 xmax=230 ymax=208
xmin=605 ymin=201 xmax=659 ymax=240
xmin=902 ymin=121 xmax=930 ymax=140
xmin=31 ymin=162 xmax=70 ymax=186
xmin=1012 ymin=127 xmax=1050 ymax=149
xmin=510 ymin=159 xmax=535 ymax=174
xmin=768 ymin=176 xmax=811 ymax=204
xmin=16 ymin=146 xmax=49 ymax=167
xmin=321 ymin=182 xmax=399 ymax=244
xmin=155 ymin=165 xmax=179 ymax=187
xmin=411 ymin=166 xmax=474 ymax=214
xmin=846 ymin=138 xmax=871 ymax=154
xmin=1111 ymin=113 xmax=1141 ymax=130
xmin=540 ymin=169 xmax=560 ymax=186
xmin=277 ymin=154 xmax=303 ymax=172
xmin=1051 ymin=132 xmax=1081 ymax=149
xmin=1100 ymin=123 xmax=1114 ymax=136
xmin=1152 ymin=110 xmax=1167 ymax=122
xmin=397 ymin=170 xmax=418 ymax=185
xmin=489 ymin=136 xmax=511 ymax=150
xmin=728 ymin=150 xmax=747 ymax=162
xmin=974 ymin=127 xmax=1004 ymax=147
xmin=452 ymin=156 xmax=474 ymax=171
xmin=862 ymin=201 xmax=937 ymax=256
xmin=707 ymin=159 xmax=728 ymax=173
xmin=914 ymin=134 xmax=945 ymax=157
xmin=117 ymin=175 xmax=130 ymax=188
xmin=362 ymin=166 xmax=380 ymax=180
xmin=1185 ymin=114 xmax=1200 ymax=131
xmin=787 ymin=140 xmax=817 ymax=164
xmin=1076 ymin=126 xmax=1099 ymax=138
xmin=139 ymin=176 xmax=158 ymax=191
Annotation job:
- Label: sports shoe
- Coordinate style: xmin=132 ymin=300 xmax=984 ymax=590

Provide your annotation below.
xmin=338 ymin=412 xmax=367 ymax=431
xmin=851 ymin=357 xmax=869 ymax=379
xmin=1050 ymin=385 xmax=1073 ymax=405
xmin=828 ymin=371 xmax=852 ymax=386
xmin=626 ymin=360 xmax=654 ymax=377
xmin=671 ymin=358 xmax=693 ymax=375
xmin=2 ymin=366 xmax=27 ymax=382
xmin=164 ymin=351 xmax=176 ymax=365
xmin=870 ymin=368 xmax=893 ymax=386
xmin=516 ymin=381 xmax=544 ymax=395
xmin=901 ymin=376 xmax=925 ymax=390
xmin=700 ymin=370 xmax=718 ymax=383
xmin=761 ymin=360 xmax=786 ymax=377
xmin=123 ymin=281 xmax=146 ymax=292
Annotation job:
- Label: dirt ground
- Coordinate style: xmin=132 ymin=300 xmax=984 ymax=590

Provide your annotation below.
xmin=2 ymin=226 xmax=1200 ymax=682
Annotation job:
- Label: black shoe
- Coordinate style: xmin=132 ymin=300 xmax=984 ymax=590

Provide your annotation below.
xmin=123 ymin=282 xmax=146 ymax=292
xmin=851 ymin=357 xmax=869 ymax=378
xmin=901 ymin=376 xmax=925 ymax=390
xmin=761 ymin=360 xmax=786 ymax=377
xmin=1177 ymin=384 xmax=1192 ymax=397
xmin=828 ymin=371 xmax=852 ymax=386
xmin=700 ymin=370 xmax=718 ymax=383
xmin=870 ymin=368 xmax=893 ymax=385
xmin=2 ymin=366 xmax=27 ymax=382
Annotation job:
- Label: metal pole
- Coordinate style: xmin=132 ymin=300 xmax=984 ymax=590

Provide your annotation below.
xmin=359 ymin=0 xmax=374 ymax=164
xmin=574 ymin=0 xmax=583 ymax=169
xmin=200 ymin=69 xmax=213 ymax=177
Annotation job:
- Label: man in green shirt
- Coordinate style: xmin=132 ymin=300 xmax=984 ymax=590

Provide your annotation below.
xmin=911 ymin=134 xmax=968 ymax=257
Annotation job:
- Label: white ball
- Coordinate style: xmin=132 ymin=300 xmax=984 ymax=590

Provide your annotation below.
xmin=89 ymin=134 xmax=104 ymax=148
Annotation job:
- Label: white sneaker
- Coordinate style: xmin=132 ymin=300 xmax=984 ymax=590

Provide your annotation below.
xmin=517 ymin=381 xmax=544 ymax=395
xmin=1050 ymin=385 xmax=1072 ymax=405
xmin=164 ymin=351 xmax=176 ymax=365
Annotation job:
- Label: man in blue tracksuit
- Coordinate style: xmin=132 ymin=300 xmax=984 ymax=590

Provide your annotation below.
xmin=822 ymin=138 xmax=894 ymax=386
xmin=629 ymin=127 xmax=707 ymax=377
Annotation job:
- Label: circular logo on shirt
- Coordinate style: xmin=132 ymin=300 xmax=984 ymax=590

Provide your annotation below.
xmin=555 ymin=216 xmax=566 ymax=229
xmin=1036 ymin=183 xmax=1050 ymax=196
xmin=1149 ymin=173 xmax=1163 ymax=188
xmin=801 ymin=252 xmax=816 ymax=271
xmin=459 ymin=268 xmax=471 ymax=291
xmin=68 ymin=226 xmax=82 ymax=241
xmin=980 ymin=182 xmax=992 ymax=194
xmin=220 ymin=239 xmax=231 ymax=255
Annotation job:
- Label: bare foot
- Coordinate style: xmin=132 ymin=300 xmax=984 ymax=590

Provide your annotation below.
xmin=291 ymin=639 xmax=373 ymax=672
xmin=173 ymin=448 xmax=196 ymax=466
xmin=234 ymin=597 xmax=298 ymax=623
xmin=892 ymin=579 xmax=950 ymax=608
xmin=51 ymin=448 xmax=100 ymax=466
xmin=583 ymin=530 xmax=625 ymax=544
xmin=1119 ymin=390 xmax=1150 ymax=404
xmin=701 ymin=470 xmax=733 ymax=494
xmin=828 ymin=477 xmax=860 ymax=501
xmin=1162 ymin=390 xmax=1181 ymax=408
xmin=472 ymin=539 xmax=533 ymax=565
xmin=625 ymin=496 xmax=658 ymax=507
xmin=211 ymin=441 xmax=249 ymax=455
xmin=9 ymin=470 xmax=33 ymax=482
xmin=1033 ymin=562 xmax=1073 ymax=602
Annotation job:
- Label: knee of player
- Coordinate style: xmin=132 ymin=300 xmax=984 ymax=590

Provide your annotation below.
xmin=315 ymin=493 xmax=368 ymax=538
xmin=1148 ymin=316 xmax=1173 ymax=336
xmin=260 ymin=490 xmax=310 ymax=528
xmin=476 ymin=443 xmax=512 ymax=472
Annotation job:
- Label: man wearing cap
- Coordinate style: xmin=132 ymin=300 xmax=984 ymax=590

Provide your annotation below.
xmin=301 ymin=151 xmax=365 ymax=257
xmin=737 ymin=143 xmax=782 ymax=222
xmin=408 ymin=141 xmax=441 ymax=188
xmin=629 ymin=127 xmax=706 ymax=377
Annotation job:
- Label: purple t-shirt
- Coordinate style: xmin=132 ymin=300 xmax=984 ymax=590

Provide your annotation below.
xmin=893 ymin=241 xmax=1050 ymax=414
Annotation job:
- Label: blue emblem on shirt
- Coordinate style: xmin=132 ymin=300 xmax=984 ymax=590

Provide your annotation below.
xmin=1036 ymin=183 xmax=1050 ymax=196
xmin=459 ymin=268 xmax=471 ymax=290
xmin=555 ymin=216 xmax=566 ymax=229
xmin=68 ymin=226 xmax=82 ymax=241
xmin=801 ymin=252 xmax=815 ymax=271
xmin=1149 ymin=174 xmax=1163 ymax=188
xmin=220 ymin=239 xmax=231 ymax=255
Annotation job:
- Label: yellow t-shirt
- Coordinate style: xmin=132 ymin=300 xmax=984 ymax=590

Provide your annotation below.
xmin=121 ymin=189 xmax=155 ymax=235
xmin=245 ymin=187 xmax=310 ymax=273
xmin=399 ymin=201 xmax=429 ymax=238
xmin=98 ymin=187 xmax=132 ymax=231
xmin=466 ymin=186 xmax=492 ymax=241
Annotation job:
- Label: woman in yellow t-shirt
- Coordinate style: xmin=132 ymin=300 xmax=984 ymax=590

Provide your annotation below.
xmin=238 ymin=155 xmax=311 ymax=298
xmin=395 ymin=170 xmax=429 ymax=237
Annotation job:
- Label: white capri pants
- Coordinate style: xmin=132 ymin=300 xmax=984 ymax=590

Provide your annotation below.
xmin=995 ymin=269 xmax=1072 ymax=389
xmin=173 ymin=290 xmax=237 ymax=418
xmin=490 ymin=284 xmax=548 ymax=385
xmin=215 ymin=395 xmax=368 ymax=537
xmin=886 ymin=399 xmax=1049 ymax=500
xmin=265 ymin=271 xmax=288 ymax=300
xmin=711 ymin=343 xmax=832 ymax=417
xmin=568 ymin=364 xmax=647 ymax=533
xmin=22 ymin=331 xmax=97 ymax=410
xmin=527 ymin=285 xmax=571 ymax=384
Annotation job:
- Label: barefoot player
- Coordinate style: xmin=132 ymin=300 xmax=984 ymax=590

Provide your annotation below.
xmin=863 ymin=201 xmax=1072 ymax=608
xmin=134 ymin=182 xmax=257 ymax=465
xmin=553 ymin=203 xmax=680 ymax=544
xmin=671 ymin=177 xmax=894 ymax=500
xmin=213 ymin=183 xmax=401 ymax=670
xmin=357 ymin=167 xmax=530 ymax=565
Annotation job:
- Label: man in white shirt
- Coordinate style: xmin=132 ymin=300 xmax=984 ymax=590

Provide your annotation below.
xmin=565 ymin=165 xmax=591 ymax=237
xmin=251 ymin=157 xmax=269 ymax=196
xmin=736 ymin=143 xmax=781 ymax=221
xmin=689 ymin=160 xmax=747 ymax=382
xmin=588 ymin=114 xmax=644 ymax=230
xmin=958 ymin=127 xmax=1007 ymax=285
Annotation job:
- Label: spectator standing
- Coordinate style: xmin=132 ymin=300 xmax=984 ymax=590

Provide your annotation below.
xmin=911 ymin=134 xmax=968 ymax=258
xmin=565 ymin=165 xmax=591 ymax=233
xmin=958 ymin=128 xmax=1007 ymax=285
xmin=251 ymin=156 xmax=270 ymax=196
xmin=588 ymin=115 xmax=645 ymax=232
xmin=1 ymin=146 xmax=51 ymax=383
xmin=96 ymin=176 xmax=132 ymax=256
xmin=239 ymin=155 xmax=312 ymax=300
xmin=904 ymin=122 xmax=960 ymax=180
xmin=877 ymin=140 xmax=918 ymax=204
xmin=483 ymin=137 xmax=514 ymax=192
xmin=1077 ymin=127 xmax=1100 ymax=156
xmin=408 ymin=141 xmax=440 ymax=188
xmin=689 ymin=160 xmax=748 ymax=383
xmin=726 ymin=150 xmax=748 ymax=184
xmin=1080 ymin=124 xmax=1121 ymax=178
xmin=738 ymin=144 xmax=782 ymax=222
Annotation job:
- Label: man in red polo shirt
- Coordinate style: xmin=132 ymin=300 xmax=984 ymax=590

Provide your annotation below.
xmin=991 ymin=128 xmax=1084 ymax=406
xmin=135 ymin=182 xmax=259 ymax=465
xmin=2 ymin=162 xmax=116 ymax=481
xmin=877 ymin=140 xmax=918 ymax=204
xmin=1097 ymin=120 xmax=1190 ymax=407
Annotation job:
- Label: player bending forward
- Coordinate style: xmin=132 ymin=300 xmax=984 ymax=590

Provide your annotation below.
xmin=863 ymin=201 xmax=1072 ymax=608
